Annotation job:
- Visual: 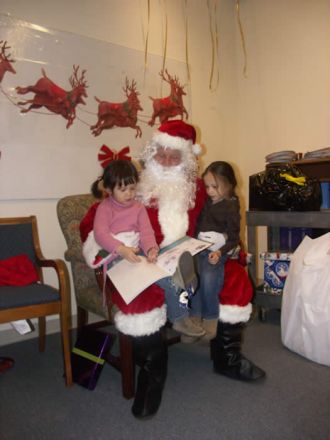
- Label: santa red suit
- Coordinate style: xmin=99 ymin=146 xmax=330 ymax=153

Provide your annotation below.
xmin=80 ymin=120 xmax=265 ymax=419
xmin=80 ymin=123 xmax=254 ymax=334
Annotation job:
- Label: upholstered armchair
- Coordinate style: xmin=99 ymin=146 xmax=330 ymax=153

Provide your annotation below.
xmin=57 ymin=194 xmax=135 ymax=398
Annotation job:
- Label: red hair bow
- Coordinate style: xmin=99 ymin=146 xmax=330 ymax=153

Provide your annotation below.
xmin=98 ymin=145 xmax=131 ymax=168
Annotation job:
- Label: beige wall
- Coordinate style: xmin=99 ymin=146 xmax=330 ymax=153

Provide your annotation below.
xmin=1 ymin=0 xmax=330 ymax=341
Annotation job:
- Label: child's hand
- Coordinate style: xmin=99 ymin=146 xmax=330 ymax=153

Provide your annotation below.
xmin=117 ymin=245 xmax=141 ymax=263
xmin=147 ymin=247 xmax=159 ymax=263
xmin=208 ymin=250 xmax=221 ymax=265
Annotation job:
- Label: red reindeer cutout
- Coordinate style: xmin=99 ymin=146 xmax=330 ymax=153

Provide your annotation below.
xmin=148 ymin=69 xmax=188 ymax=126
xmin=0 ymin=40 xmax=16 ymax=83
xmin=16 ymin=65 xmax=87 ymax=128
xmin=91 ymin=78 xmax=143 ymax=138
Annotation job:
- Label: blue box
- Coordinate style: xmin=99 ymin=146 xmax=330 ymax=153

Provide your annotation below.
xmin=279 ymin=227 xmax=312 ymax=252
xmin=321 ymin=182 xmax=330 ymax=209
xmin=260 ymin=252 xmax=292 ymax=294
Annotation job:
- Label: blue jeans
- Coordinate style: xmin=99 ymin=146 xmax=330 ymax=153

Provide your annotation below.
xmin=190 ymin=250 xmax=228 ymax=320
xmin=157 ymin=277 xmax=188 ymax=323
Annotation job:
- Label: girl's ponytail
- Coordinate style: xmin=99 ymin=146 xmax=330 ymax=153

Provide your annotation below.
xmin=91 ymin=176 xmax=104 ymax=199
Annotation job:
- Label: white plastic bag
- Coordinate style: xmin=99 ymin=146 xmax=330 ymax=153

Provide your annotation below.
xmin=281 ymin=232 xmax=330 ymax=366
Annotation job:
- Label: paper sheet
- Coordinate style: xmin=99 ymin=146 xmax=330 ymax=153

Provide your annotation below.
xmin=107 ymin=236 xmax=210 ymax=304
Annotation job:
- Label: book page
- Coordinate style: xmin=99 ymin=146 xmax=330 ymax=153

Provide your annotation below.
xmin=107 ymin=236 xmax=210 ymax=304
xmin=157 ymin=236 xmax=211 ymax=275
xmin=106 ymin=256 xmax=169 ymax=305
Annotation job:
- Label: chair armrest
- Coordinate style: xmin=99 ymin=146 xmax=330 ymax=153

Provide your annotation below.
xmin=63 ymin=249 xmax=86 ymax=263
xmin=36 ymin=258 xmax=71 ymax=301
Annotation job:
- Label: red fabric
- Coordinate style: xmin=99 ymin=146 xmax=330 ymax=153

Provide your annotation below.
xmin=220 ymin=259 xmax=253 ymax=307
xmin=158 ymin=120 xmax=197 ymax=143
xmin=0 ymin=254 xmax=39 ymax=286
xmin=112 ymin=284 xmax=165 ymax=314
xmin=79 ymin=202 xmax=100 ymax=243
xmin=188 ymin=178 xmax=207 ymax=237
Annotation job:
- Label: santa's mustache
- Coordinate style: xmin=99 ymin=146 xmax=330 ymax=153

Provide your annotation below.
xmin=147 ymin=159 xmax=185 ymax=181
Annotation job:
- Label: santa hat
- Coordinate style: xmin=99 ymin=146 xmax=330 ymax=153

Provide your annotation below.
xmin=152 ymin=120 xmax=202 ymax=156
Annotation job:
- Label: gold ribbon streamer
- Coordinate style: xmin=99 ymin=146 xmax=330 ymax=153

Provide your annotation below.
xmin=161 ymin=0 xmax=168 ymax=74
xmin=144 ymin=0 xmax=151 ymax=74
xmin=207 ymin=0 xmax=219 ymax=91
xmin=184 ymin=0 xmax=191 ymax=81
xmin=236 ymin=0 xmax=248 ymax=78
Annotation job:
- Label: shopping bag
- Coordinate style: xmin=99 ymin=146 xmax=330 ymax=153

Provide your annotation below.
xmin=71 ymin=328 xmax=114 ymax=390
xmin=281 ymin=233 xmax=330 ymax=366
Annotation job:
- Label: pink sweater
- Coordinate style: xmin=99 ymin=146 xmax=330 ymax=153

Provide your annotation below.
xmin=93 ymin=195 xmax=158 ymax=258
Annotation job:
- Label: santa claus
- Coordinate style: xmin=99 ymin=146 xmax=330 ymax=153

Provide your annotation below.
xmin=136 ymin=120 xmax=265 ymax=380
xmin=80 ymin=120 xmax=265 ymax=420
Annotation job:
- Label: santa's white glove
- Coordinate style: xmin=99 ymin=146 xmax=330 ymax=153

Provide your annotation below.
xmin=179 ymin=291 xmax=189 ymax=305
xmin=198 ymin=231 xmax=226 ymax=252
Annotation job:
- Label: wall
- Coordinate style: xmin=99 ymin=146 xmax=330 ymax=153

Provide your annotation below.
xmin=0 ymin=0 xmax=237 ymax=342
xmin=1 ymin=0 xmax=330 ymax=343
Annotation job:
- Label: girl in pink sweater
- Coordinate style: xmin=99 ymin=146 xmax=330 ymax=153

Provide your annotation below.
xmin=83 ymin=160 xmax=159 ymax=268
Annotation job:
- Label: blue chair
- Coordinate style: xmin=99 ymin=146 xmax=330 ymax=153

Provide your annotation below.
xmin=0 ymin=216 xmax=72 ymax=386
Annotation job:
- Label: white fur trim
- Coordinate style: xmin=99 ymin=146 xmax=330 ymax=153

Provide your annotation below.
xmin=114 ymin=305 xmax=167 ymax=336
xmin=82 ymin=231 xmax=109 ymax=268
xmin=219 ymin=303 xmax=252 ymax=324
xmin=152 ymin=131 xmax=192 ymax=152
xmin=192 ymin=143 xmax=202 ymax=156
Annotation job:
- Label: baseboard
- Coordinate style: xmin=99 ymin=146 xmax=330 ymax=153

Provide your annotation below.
xmin=0 ymin=313 xmax=101 ymax=347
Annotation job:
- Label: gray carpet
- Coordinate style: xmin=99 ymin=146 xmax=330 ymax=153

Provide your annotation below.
xmin=1 ymin=311 xmax=330 ymax=440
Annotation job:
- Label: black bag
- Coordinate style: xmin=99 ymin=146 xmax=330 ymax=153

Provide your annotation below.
xmin=71 ymin=328 xmax=114 ymax=390
xmin=249 ymin=164 xmax=322 ymax=211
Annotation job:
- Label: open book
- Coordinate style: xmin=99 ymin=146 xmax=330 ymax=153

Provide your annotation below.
xmin=107 ymin=236 xmax=210 ymax=304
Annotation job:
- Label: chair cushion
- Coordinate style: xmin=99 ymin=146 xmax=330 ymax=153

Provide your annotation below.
xmin=0 ymin=254 xmax=39 ymax=286
xmin=0 ymin=283 xmax=60 ymax=309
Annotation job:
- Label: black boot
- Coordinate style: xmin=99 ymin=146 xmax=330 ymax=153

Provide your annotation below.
xmin=210 ymin=321 xmax=265 ymax=381
xmin=131 ymin=331 xmax=168 ymax=419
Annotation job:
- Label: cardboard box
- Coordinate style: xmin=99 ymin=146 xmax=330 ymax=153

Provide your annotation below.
xmin=71 ymin=328 xmax=114 ymax=390
xmin=260 ymin=252 xmax=292 ymax=294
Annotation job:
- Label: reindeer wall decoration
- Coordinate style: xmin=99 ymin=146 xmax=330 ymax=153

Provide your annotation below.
xmin=90 ymin=78 xmax=143 ymax=138
xmin=0 ymin=40 xmax=16 ymax=83
xmin=148 ymin=69 xmax=188 ymax=126
xmin=1 ymin=37 xmax=189 ymax=137
xmin=16 ymin=65 xmax=88 ymax=128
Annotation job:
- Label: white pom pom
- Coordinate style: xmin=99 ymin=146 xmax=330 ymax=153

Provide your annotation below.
xmin=192 ymin=143 xmax=202 ymax=156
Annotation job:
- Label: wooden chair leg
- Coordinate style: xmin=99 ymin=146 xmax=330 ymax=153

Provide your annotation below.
xmin=59 ymin=313 xmax=73 ymax=386
xmin=38 ymin=316 xmax=46 ymax=352
xmin=118 ymin=333 xmax=135 ymax=399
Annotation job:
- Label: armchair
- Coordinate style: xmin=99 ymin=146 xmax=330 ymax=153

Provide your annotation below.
xmin=57 ymin=194 xmax=135 ymax=398
xmin=0 ymin=216 xmax=72 ymax=386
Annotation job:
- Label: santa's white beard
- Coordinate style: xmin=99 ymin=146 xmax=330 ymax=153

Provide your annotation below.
xmin=137 ymin=159 xmax=195 ymax=247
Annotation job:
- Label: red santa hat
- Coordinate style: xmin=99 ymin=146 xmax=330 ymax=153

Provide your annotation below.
xmin=151 ymin=120 xmax=202 ymax=156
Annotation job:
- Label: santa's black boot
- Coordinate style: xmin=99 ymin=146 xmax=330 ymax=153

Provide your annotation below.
xmin=131 ymin=331 xmax=168 ymax=419
xmin=211 ymin=321 xmax=265 ymax=381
